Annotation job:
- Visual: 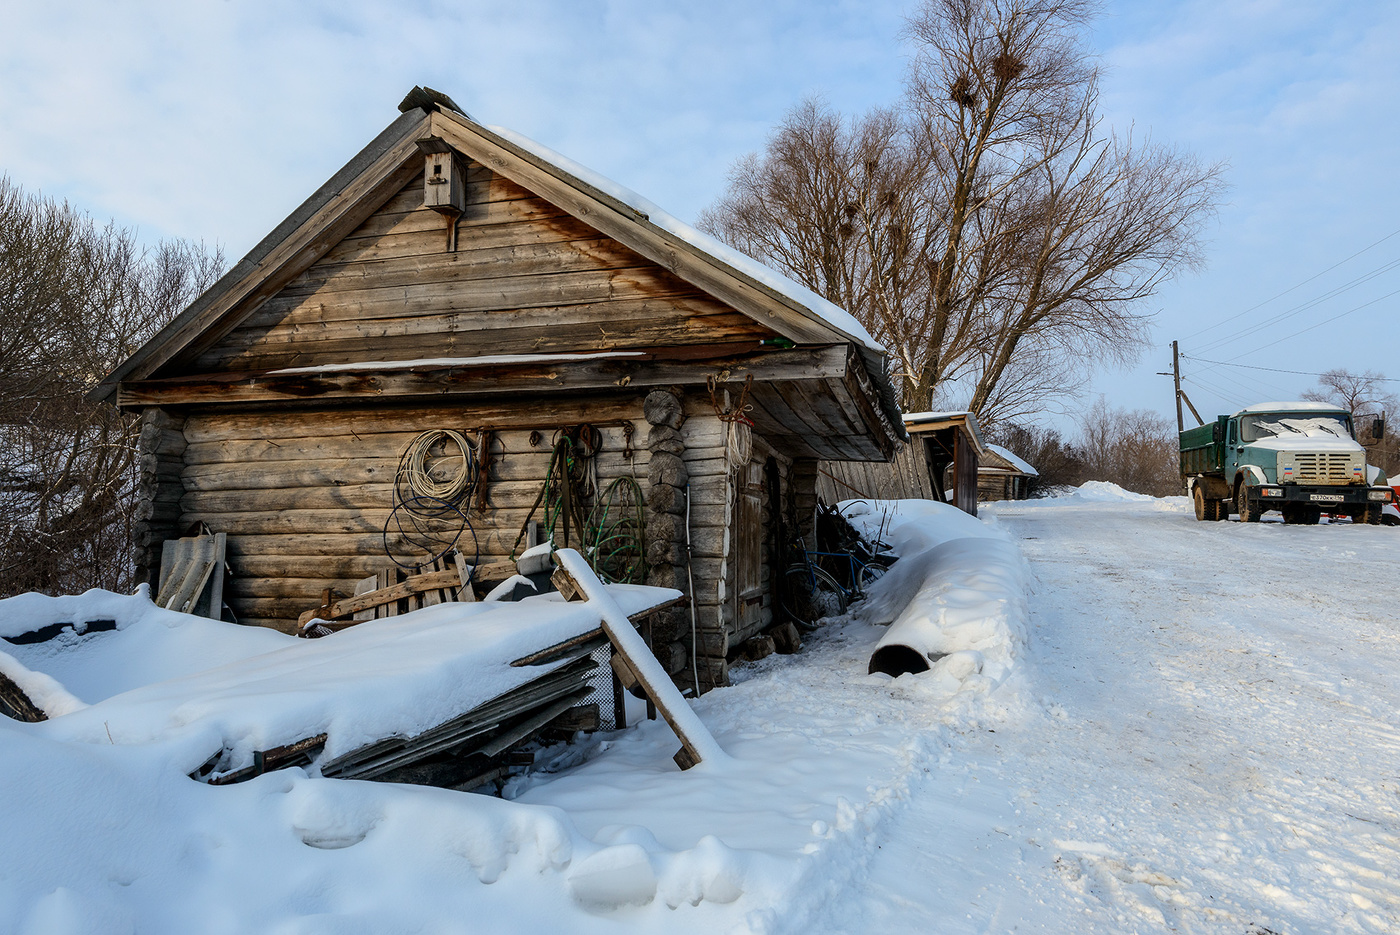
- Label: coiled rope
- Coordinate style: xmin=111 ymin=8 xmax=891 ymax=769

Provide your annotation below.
xmin=384 ymin=430 xmax=480 ymax=570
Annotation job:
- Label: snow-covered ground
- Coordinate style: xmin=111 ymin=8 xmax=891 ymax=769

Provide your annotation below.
xmin=2 ymin=485 xmax=1398 ymax=933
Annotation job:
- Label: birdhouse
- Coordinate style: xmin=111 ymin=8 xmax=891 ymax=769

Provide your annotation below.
xmin=423 ymin=150 xmax=466 ymax=216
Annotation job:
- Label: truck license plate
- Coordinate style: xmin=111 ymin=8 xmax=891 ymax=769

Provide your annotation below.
xmin=1309 ymin=494 xmax=1344 ymax=503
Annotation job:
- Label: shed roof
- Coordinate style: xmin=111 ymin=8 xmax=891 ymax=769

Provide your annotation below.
xmin=984 ymin=444 xmax=1038 ymax=477
xmin=93 ymin=87 xmax=902 ymax=436
xmin=902 ymin=410 xmax=989 ymax=457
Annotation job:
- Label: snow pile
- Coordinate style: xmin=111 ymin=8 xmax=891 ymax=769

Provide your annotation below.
xmin=1066 ymin=480 xmax=1156 ymax=502
xmin=1 ymin=587 xmax=292 ymax=704
xmin=839 ymin=501 xmax=1029 ymax=685
xmin=1 ymin=506 xmax=1034 ymax=933
xmin=19 ymin=585 xmax=678 ymax=775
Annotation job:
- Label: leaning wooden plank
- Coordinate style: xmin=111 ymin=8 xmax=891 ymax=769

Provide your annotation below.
xmin=296 ymin=568 xmax=463 ymax=626
xmin=509 ymin=595 xmax=688 ymax=668
xmin=155 ymin=532 xmax=226 ymax=617
xmin=553 ymin=549 xmax=725 ymax=769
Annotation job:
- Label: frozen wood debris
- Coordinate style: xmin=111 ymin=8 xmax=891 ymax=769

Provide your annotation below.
xmin=172 ymin=585 xmax=685 ymax=790
xmin=155 ymin=531 xmax=227 ymax=618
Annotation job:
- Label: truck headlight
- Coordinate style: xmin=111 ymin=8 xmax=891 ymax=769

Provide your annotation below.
xmin=1370 ymin=489 xmax=1393 ymax=501
xmin=1261 ymin=488 xmax=1284 ymax=498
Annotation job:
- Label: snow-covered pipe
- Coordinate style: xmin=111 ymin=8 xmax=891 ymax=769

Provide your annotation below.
xmin=867 ymin=537 xmax=1028 ymax=678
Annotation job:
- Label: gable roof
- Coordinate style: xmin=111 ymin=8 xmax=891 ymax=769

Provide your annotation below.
xmin=93 ymin=87 xmax=902 ymax=434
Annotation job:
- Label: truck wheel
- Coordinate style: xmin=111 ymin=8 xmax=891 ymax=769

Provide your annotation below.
xmin=1236 ymin=484 xmax=1261 ymax=523
xmin=1193 ymin=484 xmax=1209 ymax=521
xmin=1361 ymin=504 xmax=1382 ymax=525
xmin=1209 ymin=498 xmax=1228 ymax=521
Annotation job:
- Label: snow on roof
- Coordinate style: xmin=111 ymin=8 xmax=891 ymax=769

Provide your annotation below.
xmin=902 ymin=410 xmax=973 ymax=423
xmin=987 ymin=444 xmax=1038 ymax=476
xmin=1233 ymin=401 xmax=1350 ymax=416
xmin=266 ymin=351 xmax=645 ymax=376
xmin=485 ymin=123 xmax=883 ymax=354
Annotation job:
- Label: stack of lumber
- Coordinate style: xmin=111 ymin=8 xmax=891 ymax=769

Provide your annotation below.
xmin=31 ymin=582 xmax=684 ymax=794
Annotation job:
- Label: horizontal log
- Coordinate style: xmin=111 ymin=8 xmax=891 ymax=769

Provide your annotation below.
xmin=120 ymin=347 xmax=848 ymax=410
xmin=236 ymin=617 xmax=300 ymax=633
xmin=181 ymin=403 xmax=644 ymax=442
xmin=183 ymin=504 xmax=726 ymax=537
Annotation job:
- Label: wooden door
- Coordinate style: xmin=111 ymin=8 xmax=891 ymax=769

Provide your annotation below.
xmin=733 ymin=460 xmax=764 ymax=634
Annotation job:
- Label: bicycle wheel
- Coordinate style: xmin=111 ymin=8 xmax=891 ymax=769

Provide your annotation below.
xmin=781 ymin=564 xmax=848 ymax=630
xmin=856 ymin=561 xmax=889 ymax=597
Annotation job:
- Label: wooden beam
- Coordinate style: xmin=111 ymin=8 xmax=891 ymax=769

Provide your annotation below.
xmin=116 ymin=346 xmax=849 ymax=408
xmin=552 ymin=550 xmax=724 ymax=770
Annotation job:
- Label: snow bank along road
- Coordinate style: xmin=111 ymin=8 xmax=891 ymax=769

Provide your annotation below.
xmin=2 ymin=487 xmax=1398 ymax=933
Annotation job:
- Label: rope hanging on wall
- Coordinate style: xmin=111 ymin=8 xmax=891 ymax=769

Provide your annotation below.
xmin=508 ymin=428 xmax=645 ymax=584
xmin=383 ymin=430 xmax=481 ymax=570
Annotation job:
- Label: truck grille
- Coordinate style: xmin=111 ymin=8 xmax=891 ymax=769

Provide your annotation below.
xmin=1285 ymin=452 xmax=1357 ymax=485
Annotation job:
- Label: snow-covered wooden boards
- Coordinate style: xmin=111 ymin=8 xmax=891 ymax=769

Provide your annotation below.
xmin=553 ymin=548 xmax=725 ymax=769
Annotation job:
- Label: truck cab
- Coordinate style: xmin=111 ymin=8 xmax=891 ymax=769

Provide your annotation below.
xmin=1181 ymin=401 xmax=1394 ymax=524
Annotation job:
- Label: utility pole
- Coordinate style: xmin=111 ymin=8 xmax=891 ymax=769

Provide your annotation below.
xmin=1172 ymin=340 xmax=1184 ymax=434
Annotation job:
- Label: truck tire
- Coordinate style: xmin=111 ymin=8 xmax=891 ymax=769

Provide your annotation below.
xmin=1361 ymin=504 xmax=1382 ymax=525
xmin=1236 ymin=484 xmax=1262 ymax=523
xmin=1193 ymin=484 xmax=1210 ymax=521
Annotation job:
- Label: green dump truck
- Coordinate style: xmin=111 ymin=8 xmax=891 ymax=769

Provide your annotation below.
xmin=1180 ymin=401 xmax=1393 ymax=524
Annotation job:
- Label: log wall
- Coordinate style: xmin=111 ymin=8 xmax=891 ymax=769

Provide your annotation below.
xmin=175 ymin=397 xmax=650 ymax=631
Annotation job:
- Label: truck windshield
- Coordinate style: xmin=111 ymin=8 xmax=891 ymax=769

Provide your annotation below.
xmin=1240 ymin=414 xmax=1352 ymax=442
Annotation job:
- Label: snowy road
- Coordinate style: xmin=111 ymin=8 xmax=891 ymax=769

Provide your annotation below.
xmin=830 ymin=493 xmax=1400 ymax=934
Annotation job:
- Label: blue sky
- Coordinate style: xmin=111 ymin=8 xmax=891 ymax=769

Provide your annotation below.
xmin=2 ymin=0 xmax=1396 ymax=430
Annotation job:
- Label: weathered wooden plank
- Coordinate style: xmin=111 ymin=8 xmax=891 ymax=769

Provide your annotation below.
xmin=199 ymin=313 xmax=767 ymax=373
xmin=223 ymin=291 xmax=754 ymax=343
xmin=122 ymin=347 xmax=847 ymax=409
xmin=318 ymin=213 xmax=592 ymax=266
xmin=282 ymin=236 xmax=650 ymax=299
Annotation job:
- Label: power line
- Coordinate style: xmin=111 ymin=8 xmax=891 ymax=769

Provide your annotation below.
xmin=1238 ymin=286 xmax=1400 ymax=358
xmin=1182 ymin=355 xmax=1400 ymax=382
xmin=1194 ymin=255 xmax=1400 ymax=355
xmin=1184 ymin=224 xmax=1400 ymax=341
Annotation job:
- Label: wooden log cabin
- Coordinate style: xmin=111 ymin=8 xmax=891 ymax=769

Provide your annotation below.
xmin=92 ymin=88 xmax=904 ymax=693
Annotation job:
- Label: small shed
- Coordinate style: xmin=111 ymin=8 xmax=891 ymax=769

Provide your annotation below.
xmin=977 ymin=445 xmax=1038 ymax=501
xmin=816 ymin=410 xmax=987 ymax=516
xmin=93 ymin=88 xmax=904 ymax=693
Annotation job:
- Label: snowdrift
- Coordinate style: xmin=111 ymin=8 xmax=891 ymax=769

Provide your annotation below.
xmin=841 ymin=500 xmax=1029 ymax=680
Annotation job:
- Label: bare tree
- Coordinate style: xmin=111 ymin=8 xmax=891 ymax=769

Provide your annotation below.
xmin=701 ymin=0 xmax=1224 ymax=427
xmin=0 ymin=177 xmax=224 ymax=596
xmin=1302 ymin=368 xmax=1400 ymax=476
xmin=1076 ymin=397 xmax=1180 ymax=497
